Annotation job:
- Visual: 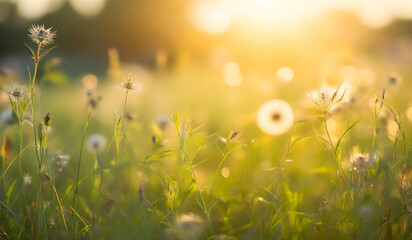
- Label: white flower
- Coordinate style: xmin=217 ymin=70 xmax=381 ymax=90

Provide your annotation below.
xmin=87 ymin=134 xmax=107 ymax=153
xmin=6 ymin=84 xmax=27 ymax=101
xmin=28 ymin=25 xmax=56 ymax=46
xmin=257 ymin=99 xmax=294 ymax=135
xmin=23 ymin=173 xmax=32 ymax=185
xmin=351 ymin=153 xmax=375 ymax=172
xmin=54 ymin=152 xmax=70 ymax=171
xmin=306 ymin=86 xmax=345 ymax=114
xmin=118 ymin=74 xmax=142 ymax=93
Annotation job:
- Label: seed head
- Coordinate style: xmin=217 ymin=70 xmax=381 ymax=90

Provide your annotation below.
xmin=306 ymin=86 xmax=345 ymax=114
xmin=54 ymin=152 xmax=70 ymax=171
xmin=87 ymin=134 xmax=107 ymax=153
xmin=118 ymin=73 xmax=141 ymax=92
xmin=44 ymin=112 xmax=51 ymax=127
xmin=23 ymin=173 xmax=32 ymax=185
xmin=257 ymin=99 xmax=294 ymax=135
xmin=6 ymin=84 xmax=27 ymax=101
xmin=28 ymin=25 xmax=56 ymax=47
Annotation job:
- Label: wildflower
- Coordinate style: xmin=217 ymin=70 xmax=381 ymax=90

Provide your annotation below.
xmin=28 ymin=25 xmax=56 ymax=47
xmin=230 ymin=130 xmax=239 ymax=139
xmin=388 ymin=71 xmax=402 ymax=87
xmin=6 ymin=84 xmax=27 ymax=101
xmin=351 ymin=153 xmax=375 ymax=172
xmin=53 ymin=152 xmax=70 ymax=171
xmin=84 ymin=89 xmax=102 ymax=110
xmin=87 ymin=134 xmax=107 ymax=153
xmin=306 ymin=86 xmax=345 ymax=114
xmin=23 ymin=173 xmax=32 ymax=185
xmin=118 ymin=73 xmax=141 ymax=93
xmin=43 ymin=112 xmax=51 ymax=127
xmin=257 ymin=99 xmax=294 ymax=135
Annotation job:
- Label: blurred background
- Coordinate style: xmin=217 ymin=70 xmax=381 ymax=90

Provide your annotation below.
xmin=1 ymin=1 xmax=412 ymax=235
xmin=1 ymin=0 xmax=412 ymax=72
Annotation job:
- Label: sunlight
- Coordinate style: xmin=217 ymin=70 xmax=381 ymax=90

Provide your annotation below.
xmin=69 ymin=0 xmax=106 ymax=16
xmin=190 ymin=1 xmax=231 ymax=34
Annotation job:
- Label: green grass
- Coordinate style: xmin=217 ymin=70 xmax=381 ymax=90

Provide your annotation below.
xmin=0 ymin=26 xmax=411 ymax=240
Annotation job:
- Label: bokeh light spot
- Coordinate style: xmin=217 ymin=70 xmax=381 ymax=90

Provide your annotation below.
xmin=223 ymin=61 xmax=242 ymax=86
xmin=190 ymin=1 xmax=231 ymax=34
xmin=69 ymin=0 xmax=106 ymax=16
xmin=276 ymin=66 xmax=294 ymax=83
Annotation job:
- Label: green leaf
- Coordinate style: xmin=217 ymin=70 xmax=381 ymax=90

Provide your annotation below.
xmin=39 ymin=45 xmax=58 ymax=60
xmin=5 ymin=180 xmax=16 ymax=205
xmin=24 ymin=43 xmax=35 ymax=60
xmin=144 ymin=150 xmax=173 ymax=162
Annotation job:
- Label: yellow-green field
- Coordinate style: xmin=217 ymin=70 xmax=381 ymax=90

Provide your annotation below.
xmin=1 ymin=2 xmax=412 ymax=239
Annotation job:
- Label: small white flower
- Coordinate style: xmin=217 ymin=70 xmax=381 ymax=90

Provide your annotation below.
xmin=28 ymin=25 xmax=56 ymax=46
xmin=6 ymin=84 xmax=27 ymax=101
xmin=306 ymin=86 xmax=345 ymax=114
xmin=54 ymin=152 xmax=70 ymax=171
xmin=23 ymin=173 xmax=32 ymax=185
xmin=87 ymin=134 xmax=107 ymax=153
xmin=118 ymin=74 xmax=142 ymax=93
xmin=351 ymin=152 xmax=375 ymax=172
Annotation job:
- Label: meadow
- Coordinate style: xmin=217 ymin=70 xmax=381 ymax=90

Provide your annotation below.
xmin=0 ymin=23 xmax=411 ymax=240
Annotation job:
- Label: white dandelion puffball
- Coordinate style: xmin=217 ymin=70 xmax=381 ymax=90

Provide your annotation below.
xmin=257 ymin=99 xmax=294 ymax=135
xmin=87 ymin=134 xmax=107 ymax=153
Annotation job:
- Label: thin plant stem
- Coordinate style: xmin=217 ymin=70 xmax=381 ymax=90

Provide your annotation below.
xmin=72 ymin=113 xmax=91 ymax=208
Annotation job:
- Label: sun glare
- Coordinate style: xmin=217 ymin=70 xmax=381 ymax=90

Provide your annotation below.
xmin=190 ymin=1 xmax=231 ymax=34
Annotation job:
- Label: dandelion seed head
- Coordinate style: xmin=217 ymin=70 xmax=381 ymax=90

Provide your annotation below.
xmin=118 ymin=74 xmax=142 ymax=93
xmin=54 ymin=152 xmax=70 ymax=171
xmin=28 ymin=25 xmax=56 ymax=46
xmin=6 ymin=84 xmax=27 ymax=101
xmin=257 ymin=99 xmax=294 ymax=135
xmin=23 ymin=173 xmax=32 ymax=185
xmin=388 ymin=71 xmax=402 ymax=87
xmin=87 ymin=134 xmax=106 ymax=153
xmin=351 ymin=152 xmax=375 ymax=171
xmin=306 ymin=86 xmax=345 ymax=114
